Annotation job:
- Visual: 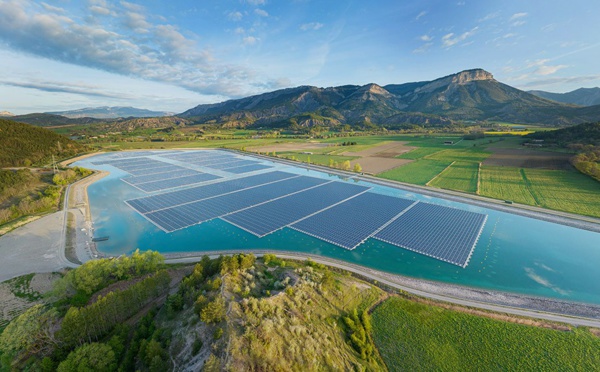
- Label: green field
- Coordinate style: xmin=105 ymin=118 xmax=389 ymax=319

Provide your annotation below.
xmin=378 ymin=159 xmax=451 ymax=185
xmin=428 ymin=161 xmax=479 ymax=193
xmin=479 ymin=166 xmax=537 ymax=204
xmin=372 ymin=297 xmax=600 ymax=371
xmin=479 ymin=166 xmax=600 ymax=217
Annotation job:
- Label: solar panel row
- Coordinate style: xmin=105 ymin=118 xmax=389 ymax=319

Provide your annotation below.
xmin=130 ymin=173 xmax=222 ymax=193
xmin=126 ymin=171 xmax=299 ymax=213
xmin=374 ymin=202 xmax=487 ymax=267
xmin=143 ymin=176 xmax=329 ymax=232
xmin=222 ymin=181 xmax=370 ymax=237
xmin=290 ymin=193 xmax=416 ymax=250
xmin=122 ymin=169 xmax=199 ymax=186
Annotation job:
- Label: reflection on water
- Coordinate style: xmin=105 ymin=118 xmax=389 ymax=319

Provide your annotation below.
xmin=75 ymin=152 xmax=600 ymax=305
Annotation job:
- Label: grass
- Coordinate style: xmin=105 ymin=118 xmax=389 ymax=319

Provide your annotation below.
xmin=479 ymin=166 xmax=539 ymax=205
xmin=397 ymin=146 xmax=443 ymax=159
xmin=425 ymin=148 xmax=491 ymax=163
xmin=372 ymin=297 xmax=600 ymax=371
xmin=479 ymin=166 xmax=600 ymax=217
xmin=378 ymin=160 xmax=451 ymax=185
xmin=5 ymin=273 xmax=42 ymax=302
xmin=428 ymin=161 xmax=479 ymax=193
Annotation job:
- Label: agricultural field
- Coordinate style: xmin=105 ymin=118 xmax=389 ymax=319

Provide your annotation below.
xmin=275 ymin=152 xmax=357 ymax=167
xmin=479 ymin=166 xmax=537 ymax=205
xmin=428 ymin=161 xmax=479 ymax=193
xmin=372 ymin=297 xmax=600 ymax=371
xmin=479 ymin=166 xmax=600 ymax=217
xmin=378 ymin=159 xmax=452 ymax=185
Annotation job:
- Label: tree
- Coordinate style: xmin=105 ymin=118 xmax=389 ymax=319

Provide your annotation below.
xmin=342 ymin=160 xmax=351 ymax=170
xmin=57 ymin=343 xmax=117 ymax=372
xmin=203 ymin=354 xmax=221 ymax=372
xmin=328 ymin=158 xmax=334 ymax=167
xmin=200 ymin=298 xmax=226 ymax=324
xmin=353 ymin=163 xmax=362 ymax=173
xmin=0 ymin=305 xmax=59 ymax=362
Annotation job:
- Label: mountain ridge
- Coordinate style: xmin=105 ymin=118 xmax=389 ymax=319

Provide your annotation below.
xmin=528 ymin=88 xmax=600 ymax=107
xmin=46 ymin=106 xmax=174 ymax=119
xmin=180 ymin=69 xmax=600 ymax=127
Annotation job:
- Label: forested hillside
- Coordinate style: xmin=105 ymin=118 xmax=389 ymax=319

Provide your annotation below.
xmin=528 ymin=122 xmax=600 ymax=181
xmin=0 ymin=118 xmax=87 ymax=167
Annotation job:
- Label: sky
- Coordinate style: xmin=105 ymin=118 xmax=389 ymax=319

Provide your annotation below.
xmin=1 ymin=0 xmax=599 ymax=114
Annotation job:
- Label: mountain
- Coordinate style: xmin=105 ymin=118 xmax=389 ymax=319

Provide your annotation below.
xmin=11 ymin=113 xmax=105 ymax=126
xmin=0 ymin=111 xmax=14 ymax=117
xmin=46 ymin=106 xmax=174 ymax=119
xmin=0 ymin=118 xmax=87 ymax=167
xmin=180 ymin=69 xmax=600 ymax=128
xmin=528 ymin=88 xmax=600 ymax=107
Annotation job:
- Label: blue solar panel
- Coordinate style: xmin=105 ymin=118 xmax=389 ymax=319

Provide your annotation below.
xmin=226 ymin=164 xmax=272 ymax=174
xmin=126 ymin=171 xmax=299 ymax=214
xmin=290 ymin=193 xmax=416 ymax=249
xmin=222 ymin=181 xmax=370 ymax=237
xmin=122 ymin=169 xmax=199 ymax=186
xmin=131 ymin=173 xmax=222 ymax=193
xmin=206 ymin=160 xmax=259 ymax=170
xmin=125 ymin=165 xmax=178 ymax=176
xmin=144 ymin=176 xmax=329 ymax=232
xmin=374 ymin=202 xmax=487 ymax=267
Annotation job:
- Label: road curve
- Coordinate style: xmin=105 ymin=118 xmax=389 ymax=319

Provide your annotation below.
xmin=165 ymin=251 xmax=600 ymax=328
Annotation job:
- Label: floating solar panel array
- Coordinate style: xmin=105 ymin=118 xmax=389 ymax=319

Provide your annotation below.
xmin=93 ymin=156 xmax=221 ymax=192
xmin=103 ymin=150 xmax=488 ymax=268
xmin=374 ymin=203 xmax=487 ymax=267
xmin=290 ymin=193 xmax=416 ymax=250
xmin=143 ymin=175 xmax=329 ymax=232
xmin=161 ymin=150 xmax=272 ymax=174
xmin=223 ymin=182 xmax=370 ymax=237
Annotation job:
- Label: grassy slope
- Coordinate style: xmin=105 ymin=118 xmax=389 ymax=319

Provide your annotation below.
xmin=372 ymin=297 xmax=600 ymax=371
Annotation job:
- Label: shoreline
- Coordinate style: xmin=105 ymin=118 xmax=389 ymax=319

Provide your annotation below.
xmin=68 ymin=149 xmax=600 ymax=326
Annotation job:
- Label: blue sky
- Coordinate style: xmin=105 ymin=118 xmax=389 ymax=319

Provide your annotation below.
xmin=1 ymin=0 xmax=599 ymax=114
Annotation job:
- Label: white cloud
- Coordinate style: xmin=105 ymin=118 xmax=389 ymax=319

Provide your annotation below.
xmin=246 ymin=0 xmax=265 ymax=5
xmin=442 ymin=27 xmax=478 ymax=48
xmin=41 ymin=3 xmax=65 ymax=14
xmin=89 ymin=5 xmax=111 ymax=16
xmin=412 ymin=42 xmax=433 ymax=54
xmin=254 ymin=8 xmax=268 ymax=17
xmin=419 ymin=34 xmax=433 ymax=42
xmin=243 ymin=36 xmax=259 ymax=45
xmin=509 ymin=12 xmax=528 ymax=21
xmin=300 ymin=22 xmax=323 ymax=31
xmin=234 ymin=27 xmax=245 ymax=34
xmin=228 ymin=11 xmax=243 ymax=21
xmin=415 ymin=11 xmax=427 ymax=21
xmin=0 ymin=0 xmax=281 ymax=97
xmin=535 ymin=64 xmax=567 ymax=75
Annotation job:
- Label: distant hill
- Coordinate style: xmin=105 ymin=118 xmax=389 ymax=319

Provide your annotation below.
xmin=46 ymin=106 xmax=174 ymax=119
xmin=529 ymin=88 xmax=600 ymax=107
xmin=528 ymin=122 xmax=600 ymax=146
xmin=0 ymin=118 xmax=87 ymax=167
xmin=11 ymin=113 xmax=105 ymax=127
xmin=100 ymin=116 xmax=190 ymax=131
xmin=0 ymin=111 xmax=14 ymax=117
xmin=180 ymin=69 xmax=600 ymax=128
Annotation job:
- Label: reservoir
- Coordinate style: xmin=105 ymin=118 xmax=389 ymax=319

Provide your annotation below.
xmin=74 ymin=150 xmax=600 ymax=305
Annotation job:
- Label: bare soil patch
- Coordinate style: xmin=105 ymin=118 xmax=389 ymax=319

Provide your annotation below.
xmin=343 ymin=142 xmax=416 ymax=174
xmin=483 ymin=148 xmax=572 ymax=170
xmin=249 ymin=142 xmax=331 ymax=153
xmin=351 ymin=157 xmax=413 ymax=174
xmin=29 ymin=273 xmax=61 ymax=294
xmin=343 ymin=141 xmax=415 ymax=158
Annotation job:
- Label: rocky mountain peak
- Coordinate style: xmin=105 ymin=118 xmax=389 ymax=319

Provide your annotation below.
xmin=0 ymin=111 xmax=15 ymax=116
xmin=451 ymin=69 xmax=494 ymax=84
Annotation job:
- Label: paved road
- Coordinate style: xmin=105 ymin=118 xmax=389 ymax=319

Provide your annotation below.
xmin=165 ymin=251 xmax=600 ymax=328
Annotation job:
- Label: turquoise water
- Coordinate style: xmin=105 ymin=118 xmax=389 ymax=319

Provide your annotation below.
xmin=75 ymin=152 xmax=600 ymax=305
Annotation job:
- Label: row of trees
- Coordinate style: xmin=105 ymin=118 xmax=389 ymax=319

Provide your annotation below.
xmin=55 ymin=249 xmax=165 ymax=296
xmin=343 ymin=308 xmax=375 ymax=361
xmin=571 ymin=147 xmax=600 ymax=181
xmin=59 ymin=270 xmax=170 ymax=346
